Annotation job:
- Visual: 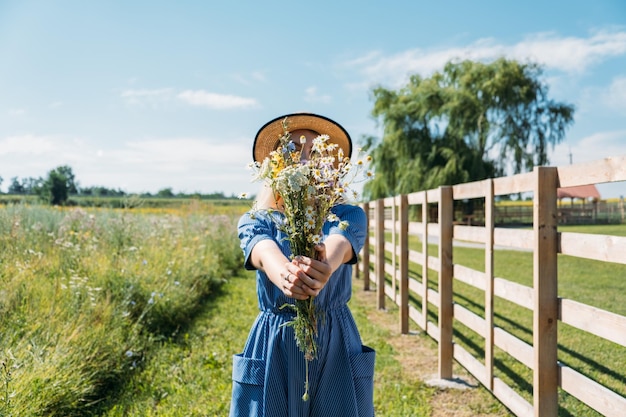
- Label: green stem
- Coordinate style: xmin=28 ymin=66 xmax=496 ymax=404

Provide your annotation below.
xmin=302 ymin=358 xmax=310 ymax=401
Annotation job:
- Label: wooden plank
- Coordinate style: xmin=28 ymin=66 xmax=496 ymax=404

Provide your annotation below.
xmin=409 ymin=305 xmax=425 ymax=330
xmin=494 ymin=228 xmax=534 ymax=250
xmin=428 ymin=255 xmax=441 ymax=273
xmin=560 ymin=364 xmax=626 ymax=417
xmin=422 ymin=192 xmax=430 ymax=334
xmin=454 ymin=343 xmax=488 ymax=387
xmin=427 ymin=321 xmax=440 ymax=342
xmin=408 ymin=277 xmax=421 ymax=297
xmin=494 ymin=327 xmax=533 ymax=369
xmin=375 ymin=198 xmax=386 ymax=310
xmin=407 ymin=190 xmax=426 ymax=205
xmin=493 ymin=171 xmax=535 ymax=196
xmin=408 ymin=248 xmax=425 ymax=266
xmin=494 ymin=277 xmax=534 ymax=310
xmin=438 ymin=186 xmax=454 ymax=379
xmin=453 ymin=224 xmax=486 ymax=244
xmin=452 ymin=179 xmax=488 ymax=200
xmin=560 ymin=298 xmax=626 ymax=346
xmin=485 ymin=178 xmax=496 ymax=391
xmin=533 ymin=166 xmax=559 ymax=417
xmin=362 ymin=202 xmax=370 ymax=291
xmin=559 ymin=232 xmax=626 ymax=265
xmin=391 ymin=197 xmax=397 ymax=300
xmin=407 ymin=220 xmax=423 ymax=236
xmin=399 ymin=194 xmax=409 ymax=334
xmin=428 ymin=288 xmax=440 ymax=308
xmin=384 ymin=263 xmax=396 ymax=281
xmin=426 ymin=188 xmax=440 ymax=203
xmin=493 ymin=377 xmax=534 ymax=417
xmin=454 ymin=304 xmax=486 ymax=336
xmin=454 ymin=264 xmax=486 ymax=291
xmin=557 ymin=155 xmax=626 ymax=186
xmin=385 ymin=284 xmax=397 ymax=304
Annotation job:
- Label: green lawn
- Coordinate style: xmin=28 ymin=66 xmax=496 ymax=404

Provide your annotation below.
xmin=378 ymin=223 xmax=626 ymax=416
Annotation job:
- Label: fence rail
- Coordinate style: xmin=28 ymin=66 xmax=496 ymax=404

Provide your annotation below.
xmin=356 ymin=156 xmax=626 ymax=417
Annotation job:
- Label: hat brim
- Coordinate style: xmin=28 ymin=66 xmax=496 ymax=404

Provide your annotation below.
xmin=253 ymin=113 xmax=352 ymax=163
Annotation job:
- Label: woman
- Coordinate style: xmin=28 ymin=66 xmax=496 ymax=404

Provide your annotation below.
xmin=229 ymin=113 xmax=375 ymax=417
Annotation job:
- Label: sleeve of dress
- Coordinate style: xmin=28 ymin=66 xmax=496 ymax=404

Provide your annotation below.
xmin=328 ymin=204 xmax=367 ymax=265
xmin=237 ymin=211 xmax=274 ymax=271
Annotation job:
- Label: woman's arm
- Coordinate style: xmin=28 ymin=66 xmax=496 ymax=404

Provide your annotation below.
xmin=248 ymin=234 xmax=353 ymax=299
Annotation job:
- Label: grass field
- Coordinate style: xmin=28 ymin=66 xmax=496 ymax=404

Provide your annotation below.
xmin=1 ymin=202 xmax=623 ymax=416
xmin=376 ymin=223 xmax=626 ymax=416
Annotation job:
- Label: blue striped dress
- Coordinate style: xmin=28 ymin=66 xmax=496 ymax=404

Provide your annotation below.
xmin=229 ymin=204 xmax=375 ymax=417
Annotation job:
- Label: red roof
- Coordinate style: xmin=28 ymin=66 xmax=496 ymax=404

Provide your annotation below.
xmin=557 ymin=184 xmax=601 ymax=200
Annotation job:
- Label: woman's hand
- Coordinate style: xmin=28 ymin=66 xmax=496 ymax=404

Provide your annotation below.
xmin=281 ymin=245 xmax=330 ymax=299
xmin=251 ymin=236 xmax=352 ymax=300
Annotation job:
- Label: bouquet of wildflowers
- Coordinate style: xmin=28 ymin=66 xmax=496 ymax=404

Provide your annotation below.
xmin=248 ymin=117 xmax=371 ymax=400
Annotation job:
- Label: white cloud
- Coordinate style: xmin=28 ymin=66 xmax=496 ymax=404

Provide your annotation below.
xmin=8 ymin=108 xmax=26 ymax=117
xmin=232 ymin=71 xmax=267 ymax=85
xmin=177 ymin=90 xmax=258 ymax=109
xmin=348 ymin=29 xmax=626 ymax=88
xmin=603 ymin=76 xmax=626 ymax=113
xmin=119 ymin=88 xmax=259 ymax=111
xmin=93 ymin=138 xmax=254 ymax=193
xmin=120 ymin=138 xmax=247 ymax=165
xmin=0 ymin=134 xmax=254 ymax=194
xmin=0 ymin=134 xmax=56 ymax=155
xmin=304 ymin=86 xmax=332 ymax=104
xmin=551 ymin=129 xmax=626 ymax=166
xmin=121 ymin=88 xmax=175 ymax=107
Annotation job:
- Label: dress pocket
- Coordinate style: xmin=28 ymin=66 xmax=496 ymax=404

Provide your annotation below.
xmin=351 ymin=345 xmax=376 ymax=417
xmin=229 ymin=354 xmax=266 ymax=417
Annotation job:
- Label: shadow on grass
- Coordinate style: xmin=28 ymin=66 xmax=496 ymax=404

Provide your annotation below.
xmin=90 ymin=271 xmax=245 ymax=417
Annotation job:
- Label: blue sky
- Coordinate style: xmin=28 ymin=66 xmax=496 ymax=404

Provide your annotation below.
xmin=1 ymin=0 xmax=625 ymax=198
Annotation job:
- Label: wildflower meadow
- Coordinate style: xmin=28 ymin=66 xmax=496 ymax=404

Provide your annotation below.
xmin=0 ymin=201 xmax=243 ymax=416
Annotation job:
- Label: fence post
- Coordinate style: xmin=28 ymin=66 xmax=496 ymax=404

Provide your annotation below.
xmin=422 ymin=191 xmax=429 ymax=333
xmin=484 ymin=179 xmax=495 ymax=390
xmin=533 ymin=167 xmax=559 ymax=417
xmin=375 ymin=198 xmax=386 ymax=310
xmin=399 ymin=194 xmax=409 ymax=334
xmin=362 ymin=202 xmax=370 ymax=291
xmin=391 ymin=197 xmax=397 ymax=301
xmin=438 ymin=186 xmax=454 ymax=379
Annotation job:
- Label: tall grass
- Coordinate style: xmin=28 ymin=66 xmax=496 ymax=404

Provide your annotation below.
xmin=0 ymin=204 xmax=241 ymax=416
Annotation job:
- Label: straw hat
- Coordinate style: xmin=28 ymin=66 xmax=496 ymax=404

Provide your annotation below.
xmin=253 ymin=112 xmax=352 ymax=163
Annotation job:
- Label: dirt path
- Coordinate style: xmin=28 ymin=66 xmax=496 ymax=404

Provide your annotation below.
xmin=351 ymin=282 xmax=512 ymax=417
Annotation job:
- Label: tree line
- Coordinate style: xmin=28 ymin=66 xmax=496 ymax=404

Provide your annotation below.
xmin=0 ymin=165 xmax=236 ymax=206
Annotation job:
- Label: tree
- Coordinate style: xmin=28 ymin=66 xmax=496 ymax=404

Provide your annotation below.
xmin=8 ymin=177 xmax=25 ymax=194
xmin=156 ymin=187 xmax=175 ymax=198
xmin=56 ymin=165 xmax=79 ymax=194
xmin=37 ymin=166 xmax=73 ymax=205
xmin=363 ymin=58 xmax=575 ymax=199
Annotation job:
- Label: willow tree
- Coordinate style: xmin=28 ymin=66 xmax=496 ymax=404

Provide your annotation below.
xmin=363 ymin=58 xmax=575 ymax=199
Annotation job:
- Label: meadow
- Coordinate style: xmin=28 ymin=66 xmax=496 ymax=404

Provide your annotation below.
xmin=0 ymin=201 xmax=244 ymax=416
xmin=0 ymin=201 xmax=510 ymax=416
xmin=3 ymin=199 xmax=621 ymax=416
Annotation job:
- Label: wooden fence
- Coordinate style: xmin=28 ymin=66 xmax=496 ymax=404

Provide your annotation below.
xmin=356 ymin=156 xmax=626 ymax=417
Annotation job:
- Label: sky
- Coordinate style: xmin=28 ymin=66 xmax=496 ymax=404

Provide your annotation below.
xmin=1 ymin=0 xmax=625 ymax=198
